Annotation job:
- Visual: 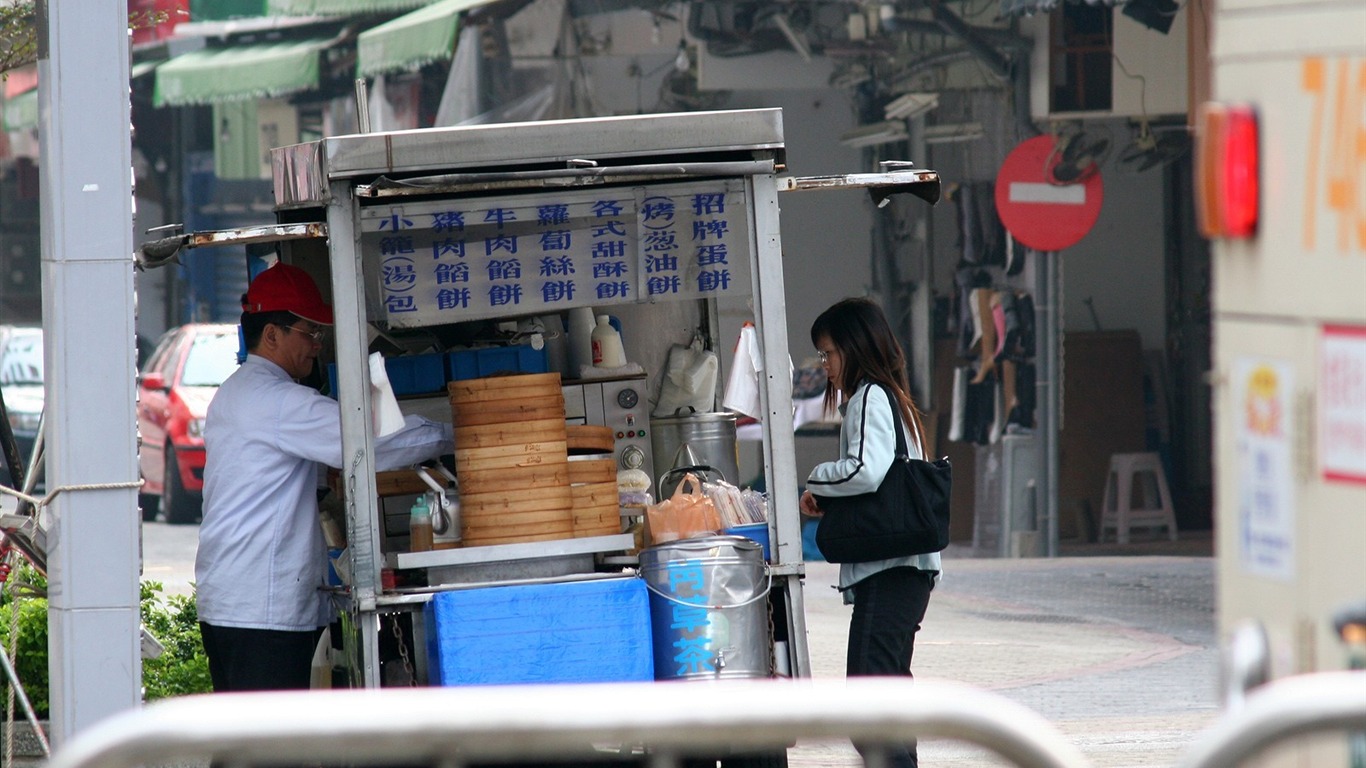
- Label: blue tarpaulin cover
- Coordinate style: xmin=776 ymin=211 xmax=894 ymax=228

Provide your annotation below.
xmin=425 ymin=577 xmax=654 ymax=685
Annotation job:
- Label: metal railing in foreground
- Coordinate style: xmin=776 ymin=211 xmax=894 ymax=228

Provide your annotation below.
xmin=47 ymin=678 xmax=1091 ymax=768
xmin=1175 ymin=671 xmax=1366 ymax=768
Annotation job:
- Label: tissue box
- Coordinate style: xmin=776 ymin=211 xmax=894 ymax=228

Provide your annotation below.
xmin=447 ymin=346 xmax=549 ymax=382
xmin=425 ymin=577 xmax=653 ymax=686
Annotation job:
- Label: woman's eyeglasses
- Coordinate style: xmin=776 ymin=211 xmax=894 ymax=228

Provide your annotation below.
xmin=817 ymin=350 xmax=831 ymax=365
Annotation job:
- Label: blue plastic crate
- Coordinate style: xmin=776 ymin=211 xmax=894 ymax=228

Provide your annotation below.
xmin=385 ymin=353 xmax=446 ymax=395
xmin=424 ymin=577 xmax=653 ymax=686
xmin=447 ymin=345 xmax=549 ymax=382
xmin=724 ymin=523 xmax=771 ymax=561
xmin=325 ymin=353 xmax=447 ymax=398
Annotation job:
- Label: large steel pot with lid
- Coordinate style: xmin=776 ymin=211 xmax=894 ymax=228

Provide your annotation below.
xmin=649 ymin=408 xmax=739 ymax=499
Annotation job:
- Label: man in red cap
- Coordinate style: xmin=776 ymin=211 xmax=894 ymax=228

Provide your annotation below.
xmin=196 ymin=262 xmax=453 ymax=693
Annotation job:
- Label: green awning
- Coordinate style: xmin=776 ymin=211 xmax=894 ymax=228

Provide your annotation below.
xmin=357 ymin=0 xmax=486 ymax=77
xmin=131 ymin=60 xmax=161 ymax=79
xmin=192 ymin=0 xmax=269 ymax=19
xmin=3 ymin=89 xmax=36 ymax=132
xmin=269 ymin=0 xmax=429 ymax=14
xmin=153 ymin=38 xmax=332 ymax=107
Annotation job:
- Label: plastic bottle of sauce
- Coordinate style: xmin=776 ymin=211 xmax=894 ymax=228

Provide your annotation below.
xmin=409 ymin=497 xmax=434 ymax=552
xmin=591 ymin=314 xmax=626 ymax=367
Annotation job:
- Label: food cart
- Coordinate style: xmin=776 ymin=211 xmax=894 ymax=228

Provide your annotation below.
xmin=164 ymin=108 xmax=937 ymax=696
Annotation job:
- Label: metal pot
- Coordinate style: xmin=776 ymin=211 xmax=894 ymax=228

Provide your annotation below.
xmin=649 ymin=408 xmax=739 ymax=498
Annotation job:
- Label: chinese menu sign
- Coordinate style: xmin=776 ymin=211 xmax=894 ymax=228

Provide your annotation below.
xmin=361 ymin=180 xmax=751 ymax=327
xmin=1321 ymin=325 xmax=1366 ymax=484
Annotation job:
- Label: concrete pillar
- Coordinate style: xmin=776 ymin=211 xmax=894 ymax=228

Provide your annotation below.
xmin=39 ymin=0 xmax=142 ymax=746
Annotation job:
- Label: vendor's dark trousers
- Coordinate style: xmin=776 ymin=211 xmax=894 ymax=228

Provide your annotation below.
xmin=200 ymin=623 xmax=326 ymax=768
xmin=846 ymin=566 xmax=934 ymax=768
xmin=200 ymin=622 xmax=323 ymax=692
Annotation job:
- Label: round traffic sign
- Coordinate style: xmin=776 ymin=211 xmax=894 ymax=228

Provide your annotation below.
xmin=994 ymin=135 xmax=1104 ymax=252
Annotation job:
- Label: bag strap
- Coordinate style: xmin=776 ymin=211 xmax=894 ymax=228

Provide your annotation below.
xmin=873 ymin=382 xmax=924 ymax=461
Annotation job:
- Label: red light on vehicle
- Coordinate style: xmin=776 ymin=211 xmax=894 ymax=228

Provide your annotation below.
xmin=1196 ymin=103 xmax=1259 ymax=239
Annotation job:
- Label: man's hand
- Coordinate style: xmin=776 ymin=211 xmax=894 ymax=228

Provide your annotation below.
xmin=799 ymin=490 xmax=823 ymax=517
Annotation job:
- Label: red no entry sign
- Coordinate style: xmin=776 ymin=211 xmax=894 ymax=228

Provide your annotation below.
xmin=994 ymin=135 xmax=1104 ymax=252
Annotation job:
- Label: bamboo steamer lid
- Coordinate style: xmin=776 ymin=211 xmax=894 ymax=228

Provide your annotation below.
xmin=566 ymin=425 xmax=615 ymax=454
xmin=567 ymin=457 xmax=617 ymax=485
xmin=448 ymin=373 xmax=562 ymax=403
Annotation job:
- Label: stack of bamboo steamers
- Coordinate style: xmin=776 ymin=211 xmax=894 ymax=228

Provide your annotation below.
xmin=448 ymin=373 xmax=619 ymax=546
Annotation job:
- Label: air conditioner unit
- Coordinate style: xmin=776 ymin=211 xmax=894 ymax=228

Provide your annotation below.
xmin=884 ymin=92 xmax=938 ymax=121
xmin=839 ymin=120 xmax=909 ymax=149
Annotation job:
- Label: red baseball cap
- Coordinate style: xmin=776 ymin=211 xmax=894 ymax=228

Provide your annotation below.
xmin=243 ymin=264 xmax=334 ymax=325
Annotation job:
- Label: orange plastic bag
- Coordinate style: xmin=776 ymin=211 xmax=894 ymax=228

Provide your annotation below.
xmin=645 ymin=473 xmax=722 ymax=545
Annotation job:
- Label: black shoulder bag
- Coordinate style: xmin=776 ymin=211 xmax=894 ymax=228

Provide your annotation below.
xmin=813 ymin=385 xmax=952 ymax=563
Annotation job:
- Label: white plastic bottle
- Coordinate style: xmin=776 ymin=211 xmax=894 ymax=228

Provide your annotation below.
xmin=591 ymin=314 xmax=626 ymax=368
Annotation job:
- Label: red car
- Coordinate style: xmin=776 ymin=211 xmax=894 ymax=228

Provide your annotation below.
xmin=137 ymin=323 xmax=240 ymax=524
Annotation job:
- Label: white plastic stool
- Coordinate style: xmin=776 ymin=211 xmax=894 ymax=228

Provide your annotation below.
xmin=1100 ymin=452 xmax=1178 ymax=544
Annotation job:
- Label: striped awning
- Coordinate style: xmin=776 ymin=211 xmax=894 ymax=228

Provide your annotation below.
xmin=153 ymin=37 xmax=333 ymax=107
xmin=357 ymin=0 xmax=491 ymax=77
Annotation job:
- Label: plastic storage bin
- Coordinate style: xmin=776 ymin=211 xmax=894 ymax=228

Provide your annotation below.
xmin=326 ymin=353 xmax=447 ymax=398
xmin=424 ymin=577 xmax=653 ymax=685
xmin=447 ymin=345 xmax=549 ymax=382
xmin=724 ymin=522 xmax=771 ymax=561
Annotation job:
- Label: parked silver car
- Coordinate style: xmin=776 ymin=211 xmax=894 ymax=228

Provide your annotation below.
xmin=0 ymin=326 xmax=43 ymax=490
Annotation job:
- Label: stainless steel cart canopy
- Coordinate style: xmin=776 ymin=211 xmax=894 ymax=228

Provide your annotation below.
xmin=272 ymin=109 xmax=786 ymax=208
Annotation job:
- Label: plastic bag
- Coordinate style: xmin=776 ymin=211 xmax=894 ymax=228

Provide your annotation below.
xmin=645 ymin=473 xmax=721 ymax=545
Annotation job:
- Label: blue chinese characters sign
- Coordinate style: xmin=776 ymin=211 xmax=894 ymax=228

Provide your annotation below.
xmin=362 ymin=180 xmax=751 ymax=327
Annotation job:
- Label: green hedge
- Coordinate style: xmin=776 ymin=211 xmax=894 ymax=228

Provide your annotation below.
xmin=0 ymin=566 xmax=212 ymax=718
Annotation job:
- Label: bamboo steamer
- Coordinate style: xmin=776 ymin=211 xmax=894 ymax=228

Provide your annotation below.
xmin=460 ymin=507 xmax=576 ymax=528
xmin=375 ymin=470 xmax=433 ymax=498
xmin=571 ymin=510 xmax=620 ymax=538
xmin=566 ymin=425 xmax=615 ymax=454
xmin=459 ymin=463 xmax=570 ymax=491
xmin=455 ymin=441 xmax=568 ymax=471
xmin=451 ymin=399 xmax=566 ymax=427
xmin=569 ymin=455 xmax=620 ymax=537
xmin=448 ymin=373 xmax=562 ymax=403
xmin=464 ymin=524 xmax=576 ymax=543
xmin=567 ymin=457 xmax=617 ymax=485
xmin=570 ymin=480 xmax=619 ymax=507
xmin=451 ymin=372 xmax=572 ymax=547
xmin=458 ymin=483 xmax=573 ymax=509
xmin=454 ymin=418 xmax=568 ymax=449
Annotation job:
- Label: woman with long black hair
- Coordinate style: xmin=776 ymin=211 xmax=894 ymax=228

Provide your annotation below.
xmin=800 ymin=297 xmax=941 ymax=768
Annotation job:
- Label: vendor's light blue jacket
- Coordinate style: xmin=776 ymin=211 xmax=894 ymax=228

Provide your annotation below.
xmin=807 ymin=380 xmax=942 ymax=601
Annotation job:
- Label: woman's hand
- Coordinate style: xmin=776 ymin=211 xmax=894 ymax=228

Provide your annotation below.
xmin=800 ymin=489 xmax=823 ymax=517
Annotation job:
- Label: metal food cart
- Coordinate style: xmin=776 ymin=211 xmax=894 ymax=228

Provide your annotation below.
xmin=160 ymin=107 xmax=937 ymax=695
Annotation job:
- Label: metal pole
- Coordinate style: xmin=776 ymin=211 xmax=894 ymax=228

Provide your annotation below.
xmin=1034 ymin=250 xmax=1061 ymax=557
xmin=39 ymin=0 xmax=142 ymax=746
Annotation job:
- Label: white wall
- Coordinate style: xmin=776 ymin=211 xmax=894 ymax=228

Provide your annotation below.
xmin=1058 ymin=133 xmax=1168 ymax=348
